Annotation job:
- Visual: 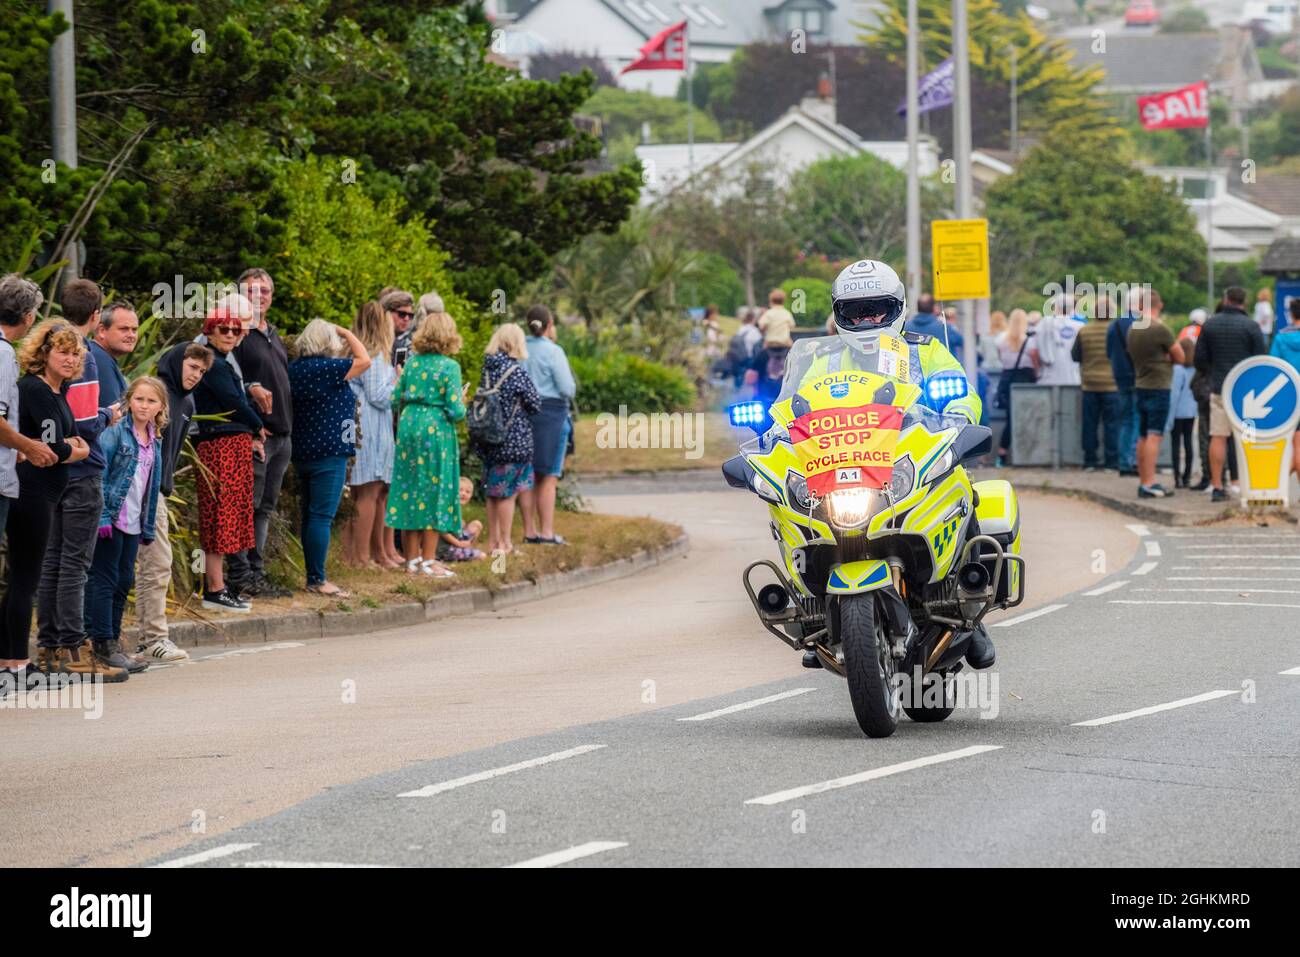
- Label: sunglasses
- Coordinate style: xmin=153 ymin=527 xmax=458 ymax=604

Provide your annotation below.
xmin=213 ymin=325 xmax=243 ymax=336
xmin=395 ymin=310 xmax=414 ymax=319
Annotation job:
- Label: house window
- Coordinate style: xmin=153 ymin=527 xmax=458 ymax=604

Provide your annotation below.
xmin=785 ymin=7 xmax=825 ymax=35
xmin=1180 ymin=176 xmax=1216 ymax=200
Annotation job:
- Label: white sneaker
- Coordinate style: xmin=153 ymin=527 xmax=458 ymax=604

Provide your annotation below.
xmin=1228 ymin=484 xmax=1241 ymax=496
xmin=139 ymin=638 xmax=190 ymax=662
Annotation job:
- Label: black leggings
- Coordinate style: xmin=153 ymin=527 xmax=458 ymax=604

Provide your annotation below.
xmin=1170 ymin=418 xmax=1194 ymax=483
xmin=1 ymin=493 xmax=55 ymax=660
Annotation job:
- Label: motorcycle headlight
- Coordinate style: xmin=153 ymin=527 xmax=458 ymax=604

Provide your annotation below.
xmin=924 ymin=448 xmax=955 ymax=483
xmin=786 ymin=471 xmax=812 ymax=511
xmin=889 ymin=457 xmax=916 ymax=500
xmin=825 ymin=487 xmax=882 ymax=529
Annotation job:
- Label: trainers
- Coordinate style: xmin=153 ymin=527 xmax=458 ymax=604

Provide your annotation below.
xmin=139 ymin=638 xmax=190 ymax=662
xmin=1211 ymin=488 xmax=1229 ymax=503
xmin=94 ymin=639 xmax=148 ymax=674
xmin=1152 ymin=483 xmax=1174 ymax=497
xmin=202 ymin=589 xmax=251 ymax=614
xmin=1138 ymin=485 xmax=1166 ymax=498
xmin=1190 ymin=478 xmax=1210 ymax=491
xmin=252 ymin=574 xmax=292 ymax=599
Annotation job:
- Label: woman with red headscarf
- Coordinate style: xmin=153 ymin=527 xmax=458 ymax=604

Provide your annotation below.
xmin=191 ymin=294 xmax=265 ymax=612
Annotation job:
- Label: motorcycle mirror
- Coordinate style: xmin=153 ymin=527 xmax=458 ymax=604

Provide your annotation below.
xmin=722 ymin=455 xmax=754 ymax=489
xmin=953 ymin=425 xmax=994 ymax=462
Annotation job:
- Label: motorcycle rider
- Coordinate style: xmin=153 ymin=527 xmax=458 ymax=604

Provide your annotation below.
xmin=799 ymin=259 xmax=996 ymax=670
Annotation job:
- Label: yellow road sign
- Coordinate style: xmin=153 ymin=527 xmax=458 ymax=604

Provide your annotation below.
xmin=931 ymin=219 xmax=990 ymax=301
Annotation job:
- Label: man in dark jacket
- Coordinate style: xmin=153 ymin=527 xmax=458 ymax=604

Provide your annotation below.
xmin=1194 ymin=287 xmax=1267 ymax=502
xmin=229 ymin=268 xmax=293 ymax=598
xmin=1105 ymin=290 xmax=1141 ymax=476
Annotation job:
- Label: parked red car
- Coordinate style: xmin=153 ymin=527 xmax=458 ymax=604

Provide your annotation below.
xmin=1125 ymin=1 xmax=1160 ymax=27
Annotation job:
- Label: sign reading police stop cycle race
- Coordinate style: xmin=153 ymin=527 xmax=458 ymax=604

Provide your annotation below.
xmin=790 ymin=403 xmax=904 ymax=495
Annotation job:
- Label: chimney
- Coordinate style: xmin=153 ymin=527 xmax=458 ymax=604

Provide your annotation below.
xmin=801 ymin=73 xmax=836 ymax=125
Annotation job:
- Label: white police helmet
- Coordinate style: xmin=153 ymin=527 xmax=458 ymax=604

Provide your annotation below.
xmin=830 ymin=259 xmax=907 ymax=354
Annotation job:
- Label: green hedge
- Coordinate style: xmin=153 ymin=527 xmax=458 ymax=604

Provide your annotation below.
xmin=570 ymin=353 xmax=694 ymax=414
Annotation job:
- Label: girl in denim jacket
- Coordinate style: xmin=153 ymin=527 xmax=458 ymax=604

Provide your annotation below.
xmin=86 ymin=376 xmax=166 ymax=666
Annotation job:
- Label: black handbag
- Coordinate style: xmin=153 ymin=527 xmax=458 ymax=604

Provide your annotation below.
xmin=995 ymin=335 xmax=1035 ymax=410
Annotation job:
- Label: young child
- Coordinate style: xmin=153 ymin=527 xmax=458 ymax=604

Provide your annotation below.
xmin=438 ymin=477 xmax=486 ymax=562
xmin=86 ymin=376 xmax=166 ymax=669
xmin=1167 ymin=346 xmax=1197 ymax=489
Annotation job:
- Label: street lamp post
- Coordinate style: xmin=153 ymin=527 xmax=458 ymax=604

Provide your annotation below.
xmin=952 ymin=0 xmax=976 ymax=381
xmin=49 ymin=0 xmax=80 ymax=282
xmin=906 ymin=0 xmax=921 ymax=310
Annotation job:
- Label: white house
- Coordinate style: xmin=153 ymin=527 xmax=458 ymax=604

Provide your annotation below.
xmin=635 ymin=95 xmax=940 ymax=204
xmin=515 ymin=0 xmax=884 ymax=96
xmin=1145 ymin=166 xmax=1284 ymax=262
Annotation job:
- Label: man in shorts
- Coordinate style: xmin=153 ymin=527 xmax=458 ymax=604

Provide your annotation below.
xmin=1194 ymin=287 xmax=1266 ymax=503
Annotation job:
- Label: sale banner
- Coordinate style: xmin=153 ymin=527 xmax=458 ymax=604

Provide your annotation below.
xmin=789 ymin=404 xmax=904 ymax=496
xmin=1137 ymin=81 xmax=1209 ymax=130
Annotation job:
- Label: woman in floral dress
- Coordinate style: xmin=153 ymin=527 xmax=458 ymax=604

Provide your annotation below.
xmin=388 ymin=310 xmax=465 ymax=578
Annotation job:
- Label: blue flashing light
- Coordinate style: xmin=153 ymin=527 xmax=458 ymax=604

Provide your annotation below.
xmin=728 ymin=401 xmax=767 ymax=428
xmin=925 ymin=372 xmax=969 ymax=410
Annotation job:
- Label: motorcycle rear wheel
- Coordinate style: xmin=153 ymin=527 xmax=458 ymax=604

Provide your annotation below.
xmin=839 ymin=593 xmax=899 ymax=738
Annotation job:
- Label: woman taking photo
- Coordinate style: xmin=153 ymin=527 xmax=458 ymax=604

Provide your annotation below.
xmin=3 ymin=321 xmax=96 ymax=687
xmin=474 ymin=324 xmax=541 ymax=557
xmin=519 ymin=304 xmax=575 ymax=545
xmin=388 ymin=309 xmax=465 ymax=578
xmin=288 ymin=319 xmax=371 ymax=597
xmin=345 ymin=300 xmax=401 ymax=569
xmin=191 ymin=296 xmax=265 ymax=613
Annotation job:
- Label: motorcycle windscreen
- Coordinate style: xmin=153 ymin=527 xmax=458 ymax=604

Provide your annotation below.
xmin=777 ymin=336 xmax=913 ymax=497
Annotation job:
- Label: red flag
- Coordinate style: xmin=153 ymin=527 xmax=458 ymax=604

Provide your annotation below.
xmin=1137 ymin=81 xmax=1209 ymax=130
xmin=619 ymin=20 xmax=687 ymax=74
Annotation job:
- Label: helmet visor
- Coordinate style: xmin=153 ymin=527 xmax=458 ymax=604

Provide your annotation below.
xmin=834 ymin=296 xmax=904 ymax=331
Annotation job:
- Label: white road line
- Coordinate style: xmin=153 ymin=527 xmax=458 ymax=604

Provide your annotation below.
xmin=1144 ymin=540 xmax=1162 ymax=558
xmin=1173 ymin=566 xmax=1300 ymax=571
xmin=1169 ymin=576 xmax=1300 ymax=581
xmin=679 ymin=687 xmax=815 ymax=721
xmin=1279 ymin=666 xmax=1300 ymax=676
xmin=1125 ymin=523 xmax=1150 ymax=537
xmin=990 ymin=604 xmax=1066 ymax=627
xmin=397 ymin=744 xmax=606 ymax=798
xmin=1110 ymin=599 xmax=1300 ymax=609
xmin=1072 ymin=690 xmax=1237 ymax=727
xmin=1083 ymin=580 xmax=1129 ymax=597
xmin=1133 ymin=587 xmax=1300 ymax=594
xmin=744 ymin=745 xmax=1002 ymax=806
xmin=1131 ymin=562 xmax=1159 ymax=576
xmin=239 ymin=860 xmax=387 ymax=868
xmin=202 ymin=642 xmax=306 ymax=661
xmin=1178 ymin=555 xmax=1300 ymax=560
xmin=153 ymin=843 xmax=259 ymax=868
xmin=1179 ymin=544 xmax=1295 ymax=549
xmin=505 ymin=841 xmax=628 ymax=868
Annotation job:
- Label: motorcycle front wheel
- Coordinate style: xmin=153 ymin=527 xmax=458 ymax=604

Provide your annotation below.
xmin=839 ymin=592 xmax=899 ymax=738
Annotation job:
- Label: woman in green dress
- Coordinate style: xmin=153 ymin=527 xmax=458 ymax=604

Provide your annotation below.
xmin=388 ymin=310 xmax=466 ymax=578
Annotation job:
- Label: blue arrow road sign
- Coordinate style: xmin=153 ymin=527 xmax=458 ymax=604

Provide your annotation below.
xmin=1225 ymin=358 xmax=1300 ymax=438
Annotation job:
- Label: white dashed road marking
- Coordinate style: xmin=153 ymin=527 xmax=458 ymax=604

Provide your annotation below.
xmin=1083 ymin=580 xmax=1129 ymax=597
xmin=1073 ymin=690 xmax=1237 ymax=727
xmin=744 ymin=746 xmax=1002 ymax=806
xmin=1111 ymin=599 xmax=1300 ymax=609
xmin=1280 ymin=667 xmax=1300 ymax=676
xmin=398 ymin=744 xmax=606 ymax=798
xmin=1131 ymin=562 xmax=1159 ymax=576
xmin=154 ymin=843 xmax=259 ymax=868
xmin=1125 ymin=524 xmax=1150 ymax=537
xmin=991 ymin=604 xmax=1066 ymax=628
xmin=1144 ymin=540 xmax=1162 ymax=558
xmin=505 ymin=841 xmax=628 ymax=868
xmin=679 ymin=688 xmax=816 ymax=721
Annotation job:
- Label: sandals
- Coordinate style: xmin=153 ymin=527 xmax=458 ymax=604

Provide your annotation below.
xmin=524 ymin=535 xmax=567 ymax=545
xmin=405 ymin=558 xmax=456 ymax=579
xmin=308 ymin=582 xmax=352 ymax=599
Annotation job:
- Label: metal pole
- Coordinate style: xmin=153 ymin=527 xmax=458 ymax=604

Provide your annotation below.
xmin=1205 ymin=79 xmax=1214 ymax=309
xmin=952 ymin=0 xmax=977 ymax=381
xmin=1009 ymin=43 xmax=1018 ymax=157
xmin=686 ymin=27 xmax=694 ymax=176
xmin=906 ymin=0 xmax=921 ymax=310
xmin=49 ymin=0 xmax=80 ymax=282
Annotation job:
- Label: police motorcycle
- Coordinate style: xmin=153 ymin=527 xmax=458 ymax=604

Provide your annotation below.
xmin=722 ymin=261 xmax=1026 ymax=738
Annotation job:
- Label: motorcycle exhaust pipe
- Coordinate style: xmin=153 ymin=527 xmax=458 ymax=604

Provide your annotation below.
xmin=957 ymin=561 xmax=991 ymax=594
xmin=758 ymin=583 xmax=791 ymax=615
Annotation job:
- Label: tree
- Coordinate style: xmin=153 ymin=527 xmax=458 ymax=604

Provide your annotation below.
xmin=1160 ymin=7 xmax=1211 ymax=33
xmin=528 ymin=50 xmax=615 ymax=88
xmin=786 ymin=152 xmax=947 ymax=269
xmin=660 ymin=161 xmax=798 ymax=309
xmin=983 ymin=131 xmax=1206 ymax=313
xmin=582 ymin=86 xmax=721 ymax=166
